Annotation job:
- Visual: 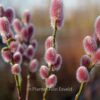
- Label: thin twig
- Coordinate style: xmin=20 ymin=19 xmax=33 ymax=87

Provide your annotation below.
xmin=14 ymin=75 xmax=21 ymax=100
xmin=75 ymin=83 xmax=84 ymax=100
xmin=25 ymin=74 xmax=30 ymax=100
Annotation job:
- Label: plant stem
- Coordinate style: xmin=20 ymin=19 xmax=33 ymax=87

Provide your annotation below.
xmin=43 ymin=21 xmax=57 ymax=100
xmin=25 ymin=74 xmax=30 ymax=100
xmin=52 ymin=22 xmax=57 ymax=48
xmin=43 ymin=87 xmax=48 ymax=100
xmin=14 ymin=75 xmax=21 ymax=100
xmin=75 ymin=83 xmax=84 ymax=100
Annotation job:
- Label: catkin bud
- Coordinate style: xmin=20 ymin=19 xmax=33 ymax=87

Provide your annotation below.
xmin=17 ymin=44 xmax=24 ymax=54
xmin=9 ymin=41 xmax=18 ymax=53
xmin=46 ymin=74 xmax=57 ymax=88
xmin=11 ymin=64 xmax=21 ymax=75
xmin=50 ymin=0 xmax=64 ymax=29
xmin=13 ymin=18 xmax=22 ymax=33
xmin=95 ymin=16 xmax=100 ymax=40
xmin=76 ymin=66 xmax=89 ymax=83
xmin=29 ymin=59 xmax=38 ymax=73
xmin=13 ymin=51 xmax=22 ymax=64
xmin=1 ymin=34 xmax=8 ymax=43
xmin=80 ymin=55 xmax=91 ymax=68
xmin=39 ymin=65 xmax=49 ymax=79
xmin=22 ymin=10 xmax=31 ymax=25
xmin=45 ymin=36 xmax=53 ymax=50
xmin=5 ymin=7 xmax=15 ymax=23
xmin=24 ymin=45 xmax=35 ymax=59
xmin=45 ymin=47 xmax=57 ymax=65
xmin=83 ymin=36 xmax=97 ymax=55
xmin=1 ymin=47 xmax=11 ymax=62
xmin=30 ymin=39 xmax=38 ymax=51
xmin=53 ymin=54 xmax=62 ymax=71
xmin=0 ymin=17 xmax=10 ymax=34
xmin=20 ymin=27 xmax=28 ymax=42
xmin=92 ymin=49 xmax=100 ymax=64
xmin=27 ymin=23 xmax=34 ymax=39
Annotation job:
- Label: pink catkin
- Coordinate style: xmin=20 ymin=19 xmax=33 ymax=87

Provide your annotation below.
xmin=1 ymin=48 xmax=11 ymax=62
xmin=95 ymin=16 xmax=100 ymax=39
xmin=25 ymin=45 xmax=35 ymax=59
xmin=29 ymin=59 xmax=38 ymax=73
xmin=20 ymin=27 xmax=28 ymax=42
xmin=92 ymin=49 xmax=100 ymax=64
xmin=39 ymin=65 xmax=49 ymax=79
xmin=53 ymin=54 xmax=62 ymax=71
xmin=45 ymin=47 xmax=57 ymax=65
xmin=11 ymin=64 xmax=21 ymax=75
xmin=13 ymin=19 xmax=22 ymax=33
xmin=80 ymin=55 xmax=91 ymax=68
xmin=30 ymin=39 xmax=38 ymax=51
xmin=22 ymin=10 xmax=31 ymax=25
xmin=27 ymin=23 xmax=34 ymax=38
xmin=17 ymin=44 xmax=24 ymax=54
xmin=45 ymin=36 xmax=53 ymax=50
xmin=76 ymin=66 xmax=89 ymax=83
xmin=46 ymin=74 xmax=57 ymax=88
xmin=50 ymin=0 xmax=64 ymax=29
xmin=9 ymin=41 xmax=18 ymax=53
xmin=0 ymin=17 xmax=10 ymax=34
xmin=13 ymin=51 xmax=22 ymax=64
xmin=7 ymin=31 xmax=14 ymax=39
xmin=95 ymin=16 xmax=100 ymax=34
xmin=4 ymin=7 xmax=15 ymax=23
xmin=83 ymin=36 xmax=97 ymax=55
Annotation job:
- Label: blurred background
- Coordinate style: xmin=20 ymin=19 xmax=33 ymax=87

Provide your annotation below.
xmin=0 ymin=0 xmax=100 ymax=100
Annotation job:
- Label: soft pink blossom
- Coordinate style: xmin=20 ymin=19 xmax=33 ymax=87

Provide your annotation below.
xmin=9 ymin=41 xmax=18 ymax=53
xmin=4 ymin=7 xmax=15 ymax=23
xmin=80 ymin=55 xmax=91 ymax=68
xmin=13 ymin=18 xmax=22 ymax=33
xmin=76 ymin=66 xmax=89 ymax=83
xmin=11 ymin=64 xmax=21 ymax=75
xmin=83 ymin=36 xmax=97 ymax=55
xmin=0 ymin=17 xmax=10 ymax=34
xmin=22 ymin=10 xmax=31 ymax=25
xmin=53 ymin=54 xmax=62 ymax=71
xmin=13 ymin=51 xmax=22 ymax=64
xmin=1 ymin=48 xmax=11 ymax=62
xmin=29 ymin=59 xmax=38 ymax=73
xmin=50 ymin=0 xmax=64 ymax=29
xmin=46 ymin=74 xmax=57 ymax=88
xmin=39 ymin=65 xmax=49 ymax=79
xmin=45 ymin=47 xmax=57 ymax=65
xmin=45 ymin=36 xmax=53 ymax=50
